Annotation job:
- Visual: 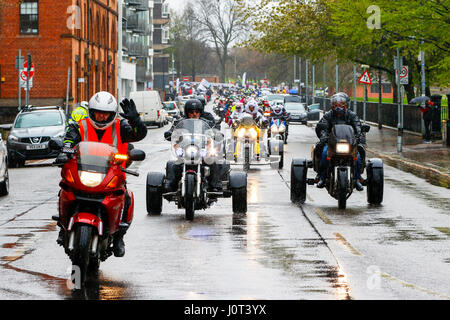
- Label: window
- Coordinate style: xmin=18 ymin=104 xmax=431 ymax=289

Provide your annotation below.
xmin=162 ymin=27 xmax=169 ymax=44
xmin=162 ymin=3 xmax=169 ymax=18
xmin=370 ymin=84 xmax=380 ymax=93
xmin=382 ymin=84 xmax=392 ymax=93
xmin=20 ymin=0 xmax=39 ymax=34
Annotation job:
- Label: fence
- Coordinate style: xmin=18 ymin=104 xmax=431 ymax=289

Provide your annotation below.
xmin=313 ymin=96 xmax=429 ymax=134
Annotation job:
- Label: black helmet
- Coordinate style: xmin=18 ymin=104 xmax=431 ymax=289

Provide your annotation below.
xmin=195 ymin=95 xmax=206 ymax=107
xmin=184 ymin=99 xmax=204 ymax=115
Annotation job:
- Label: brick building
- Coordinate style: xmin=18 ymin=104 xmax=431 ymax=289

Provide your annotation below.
xmin=0 ymin=0 xmax=118 ymax=112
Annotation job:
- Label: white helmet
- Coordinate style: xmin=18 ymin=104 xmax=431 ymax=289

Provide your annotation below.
xmin=245 ymin=100 xmax=258 ymax=114
xmin=80 ymin=101 xmax=89 ymax=109
xmin=88 ymin=91 xmax=118 ymax=130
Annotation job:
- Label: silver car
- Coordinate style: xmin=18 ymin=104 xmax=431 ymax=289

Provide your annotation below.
xmin=0 ymin=133 xmax=8 ymax=196
xmin=7 ymin=106 xmax=67 ymax=167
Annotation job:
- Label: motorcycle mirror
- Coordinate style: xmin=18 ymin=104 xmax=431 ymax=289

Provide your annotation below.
xmin=164 ymin=131 xmax=172 ymax=141
xmin=361 ymin=124 xmax=370 ymax=133
xmin=49 ymin=138 xmax=63 ymax=151
xmin=129 ymin=149 xmax=146 ymax=161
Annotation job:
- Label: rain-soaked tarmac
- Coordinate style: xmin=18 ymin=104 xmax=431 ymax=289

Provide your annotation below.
xmin=0 ymin=103 xmax=449 ymax=300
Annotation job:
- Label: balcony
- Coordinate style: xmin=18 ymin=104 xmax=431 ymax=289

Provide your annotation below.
xmin=127 ymin=0 xmax=149 ymax=11
xmin=122 ymin=4 xmax=129 ymax=21
xmin=122 ymin=33 xmax=130 ymax=51
xmin=128 ymin=41 xmax=150 ymax=58
xmin=127 ymin=14 xmax=151 ymax=35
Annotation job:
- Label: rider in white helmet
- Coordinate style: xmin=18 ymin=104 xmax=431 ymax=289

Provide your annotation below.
xmin=58 ymin=92 xmax=148 ymax=257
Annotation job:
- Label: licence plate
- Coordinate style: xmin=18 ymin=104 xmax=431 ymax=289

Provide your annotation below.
xmin=291 ymin=116 xmax=299 ymax=119
xmin=26 ymin=144 xmax=46 ymax=150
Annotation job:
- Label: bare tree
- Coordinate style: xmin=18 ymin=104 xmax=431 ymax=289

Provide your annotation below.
xmin=195 ymin=0 xmax=246 ymax=82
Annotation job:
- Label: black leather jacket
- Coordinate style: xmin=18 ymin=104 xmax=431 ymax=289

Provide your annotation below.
xmin=315 ymin=109 xmax=362 ymax=142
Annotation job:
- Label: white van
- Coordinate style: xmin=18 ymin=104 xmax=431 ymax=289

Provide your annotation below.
xmin=129 ymin=90 xmax=166 ymax=127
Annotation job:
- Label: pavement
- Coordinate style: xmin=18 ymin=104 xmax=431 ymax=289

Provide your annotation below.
xmin=307 ymin=120 xmax=450 ymax=188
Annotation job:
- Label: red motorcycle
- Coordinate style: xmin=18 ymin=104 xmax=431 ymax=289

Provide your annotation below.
xmin=51 ymin=140 xmax=145 ymax=288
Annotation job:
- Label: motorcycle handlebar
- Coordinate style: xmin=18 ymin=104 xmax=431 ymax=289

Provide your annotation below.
xmin=121 ymin=167 xmax=139 ymax=177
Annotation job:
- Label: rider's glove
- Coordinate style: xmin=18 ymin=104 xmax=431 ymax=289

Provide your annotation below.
xmin=119 ymin=98 xmax=140 ymax=125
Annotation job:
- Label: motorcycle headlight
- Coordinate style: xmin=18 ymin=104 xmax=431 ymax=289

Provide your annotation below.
xmin=271 ymin=124 xmax=278 ymax=133
xmin=336 ymin=143 xmax=350 ymax=154
xmin=79 ymin=171 xmax=104 ymax=187
xmin=185 ymin=145 xmax=199 ymax=158
xmin=279 ymin=124 xmax=286 ymax=133
xmin=237 ymin=128 xmax=246 ymax=138
xmin=249 ymin=128 xmax=258 ymax=139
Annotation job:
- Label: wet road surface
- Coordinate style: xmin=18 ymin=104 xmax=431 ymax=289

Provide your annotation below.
xmin=0 ymin=103 xmax=449 ymax=300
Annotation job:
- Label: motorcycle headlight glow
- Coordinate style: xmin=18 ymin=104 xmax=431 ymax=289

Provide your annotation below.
xmin=279 ymin=124 xmax=286 ymax=133
xmin=249 ymin=128 xmax=258 ymax=139
xmin=185 ymin=145 xmax=199 ymax=158
xmin=237 ymin=128 xmax=246 ymax=138
xmin=336 ymin=143 xmax=350 ymax=154
xmin=79 ymin=171 xmax=104 ymax=187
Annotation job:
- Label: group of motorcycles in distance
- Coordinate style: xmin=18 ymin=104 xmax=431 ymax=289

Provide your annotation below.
xmin=47 ymin=86 xmax=384 ymax=289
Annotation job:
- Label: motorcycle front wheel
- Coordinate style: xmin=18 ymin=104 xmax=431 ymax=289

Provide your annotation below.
xmin=71 ymin=225 xmax=94 ymax=288
xmin=185 ymin=174 xmax=196 ymax=221
xmin=337 ymin=169 xmax=348 ymax=210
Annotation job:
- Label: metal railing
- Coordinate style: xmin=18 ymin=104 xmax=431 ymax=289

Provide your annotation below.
xmin=127 ymin=0 xmax=149 ymax=11
xmin=127 ymin=14 xmax=151 ymax=35
xmin=128 ymin=41 xmax=149 ymax=57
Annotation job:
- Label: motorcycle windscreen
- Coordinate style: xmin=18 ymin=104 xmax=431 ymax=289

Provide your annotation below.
xmin=239 ymin=114 xmax=257 ymax=128
xmin=171 ymin=119 xmax=216 ymax=161
xmin=330 ymin=124 xmax=356 ymax=145
xmin=76 ymin=141 xmax=117 ymax=174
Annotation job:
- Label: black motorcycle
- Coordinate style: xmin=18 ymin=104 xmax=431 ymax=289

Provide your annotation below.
xmin=290 ymin=124 xmax=383 ymax=209
xmin=146 ymin=119 xmax=247 ymax=220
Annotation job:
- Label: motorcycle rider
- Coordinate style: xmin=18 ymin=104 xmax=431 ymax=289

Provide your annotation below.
xmin=315 ymin=92 xmax=365 ymax=191
xmin=57 ymin=92 xmax=147 ymax=257
xmin=69 ymin=101 xmax=89 ymax=124
xmin=270 ymin=103 xmax=290 ymax=137
xmin=164 ymin=99 xmax=225 ymax=193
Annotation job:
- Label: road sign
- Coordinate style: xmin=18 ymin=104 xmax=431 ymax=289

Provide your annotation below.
xmin=396 ymin=66 xmax=408 ymax=85
xmin=20 ymin=61 xmax=35 ymax=88
xmin=358 ymin=70 xmax=372 ymax=85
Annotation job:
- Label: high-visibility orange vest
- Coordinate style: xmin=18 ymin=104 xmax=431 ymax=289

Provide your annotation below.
xmin=79 ymin=118 xmax=129 ymax=168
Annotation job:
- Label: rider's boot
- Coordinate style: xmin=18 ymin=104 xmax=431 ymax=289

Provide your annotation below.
xmin=113 ymin=224 xmax=128 ymax=257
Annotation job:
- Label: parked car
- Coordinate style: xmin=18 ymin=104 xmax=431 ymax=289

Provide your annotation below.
xmin=163 ymin=101 xmax=180 ymax=119
xmin=284 ymin=102 xmax=308 ymax=124
xmin=0 ymin=133 xmax=8 ymax=195
xmin=130 ymin=90 xmax=167 ymax=128
xmin=7 ymin=106 xmax=67 ymax=167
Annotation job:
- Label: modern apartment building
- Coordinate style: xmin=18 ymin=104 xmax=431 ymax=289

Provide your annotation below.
xmin=152 ymin=0 xmax=170 ymax=93
xmin=118 ymin=0 xmax=153 ymax=100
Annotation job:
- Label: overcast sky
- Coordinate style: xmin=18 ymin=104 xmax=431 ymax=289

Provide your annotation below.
xmin=165 ymin=0 xmax=186 ymax=15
